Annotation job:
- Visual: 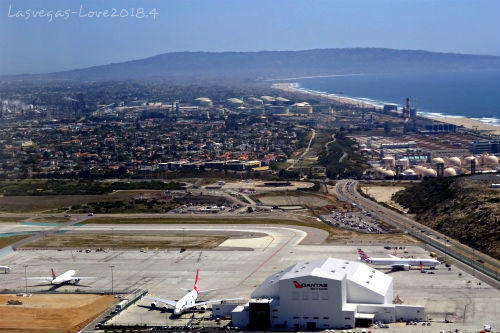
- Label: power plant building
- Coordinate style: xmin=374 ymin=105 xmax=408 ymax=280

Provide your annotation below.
xmin=230 ymin=258 xmax=424 ymax=330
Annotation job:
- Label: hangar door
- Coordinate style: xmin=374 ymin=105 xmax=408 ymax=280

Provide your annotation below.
xmin=249 ymin=302 xmax=270 ymax=330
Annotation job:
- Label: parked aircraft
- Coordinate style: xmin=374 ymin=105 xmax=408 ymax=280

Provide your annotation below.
xmin=146 ymin=269 xmax=238 ymax=315
xmin=357 ymin=248 xmax=440 ymax=270
xmin=25 ymin=268 xmax=96 ymax=285
xmin=0 ymin=265 xmax=12 ymax=274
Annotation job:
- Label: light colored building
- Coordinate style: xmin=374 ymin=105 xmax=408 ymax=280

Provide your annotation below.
xmin=195 ymin=97 xmax=213 ymax=108
xmin=233 ymin=258 xmax=424 ymax=330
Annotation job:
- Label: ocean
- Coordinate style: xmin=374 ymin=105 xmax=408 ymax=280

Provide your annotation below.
xmin=294 ymin=71 xmax=500 ymax=126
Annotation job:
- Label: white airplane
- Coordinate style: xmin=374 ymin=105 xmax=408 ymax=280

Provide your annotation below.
xmin=146 ymin=269 xmax=238 ymax=315
xmin=0 ymin=265 xmax=12 ymax=274
xmin=358 ymin=248 xmax=440 ymax=270
xmin=26 ymin=268 xmax=96 ymax=285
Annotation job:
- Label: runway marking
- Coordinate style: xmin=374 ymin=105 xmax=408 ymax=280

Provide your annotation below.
xmin=237 ymin=230 xmax=298 ymax=286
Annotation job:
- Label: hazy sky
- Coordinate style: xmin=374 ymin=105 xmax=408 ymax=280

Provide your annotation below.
xmin=1 ymin=0 xmax=499 ymax=75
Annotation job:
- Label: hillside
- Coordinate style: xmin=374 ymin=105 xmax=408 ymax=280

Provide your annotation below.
xmin=3 ymin=48 xmax=500 ymax=82
xmin=393 ymin=175 xmax=500 ymax=259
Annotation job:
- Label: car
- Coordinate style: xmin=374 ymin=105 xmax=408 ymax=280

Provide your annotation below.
xmin=88 ymin=212 xmax=94 ymax=216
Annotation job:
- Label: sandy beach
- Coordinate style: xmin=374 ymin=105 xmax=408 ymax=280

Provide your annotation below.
xmin=274 ymin=82 xmax=500 ymax=136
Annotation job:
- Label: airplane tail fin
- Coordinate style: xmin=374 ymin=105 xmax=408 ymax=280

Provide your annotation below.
xmin=357 ymin=248 xmax=370 ymax=263
xmin=51 ymin=268 xmax=56 ymax=280
xmin=193 ymin=269 xmax=199 ymax=294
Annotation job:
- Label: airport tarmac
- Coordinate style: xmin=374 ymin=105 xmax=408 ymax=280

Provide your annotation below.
xmin=0 ymin=223 xmax=498 ymax=332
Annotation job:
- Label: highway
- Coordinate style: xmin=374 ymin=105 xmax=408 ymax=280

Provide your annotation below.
xmin=333 ymin=179 xmax=500 ymax=289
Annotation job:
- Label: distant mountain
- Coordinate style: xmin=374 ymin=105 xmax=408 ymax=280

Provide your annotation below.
xmin=3 ymin=48 xmax=500 ymax=82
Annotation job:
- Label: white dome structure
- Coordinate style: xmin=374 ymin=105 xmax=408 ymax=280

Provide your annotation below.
xmin=421 ymin=168 xmax=437 ymax=177
xmin=464 ymin=156 xmax=477 ymax=163
xmin=482 ymin=155 xmax=499 ymax=166
xmin=431 ymin=157 xmax=445 ymax=165
xmin=443 ymin=168 xmax=457 ymax=177
xmin=447 ymin=157 xmax=461 ymax=167
xmin=402 ymin=169 xmax=416 ymax=176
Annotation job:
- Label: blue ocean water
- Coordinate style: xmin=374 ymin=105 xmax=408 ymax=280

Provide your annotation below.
xmin=295 ymin=71 xmax=500 ymax=125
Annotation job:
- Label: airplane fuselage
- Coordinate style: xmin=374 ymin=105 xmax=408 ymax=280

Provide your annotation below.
xmin=52 ymin=269 xmax=77 ymax=284
xmin=174 ymin=289 xmax=199 ymax=315
xmin=359 ymin=257 xmax=440 ymax=267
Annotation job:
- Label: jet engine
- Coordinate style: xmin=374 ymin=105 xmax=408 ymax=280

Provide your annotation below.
xmin=162 ymin=305 xmax=169 ymax=312
xmin=150 ymin=302 xmax=157 ymax=309
xmin=403 ymin=264 xmax=411 ymax=271
xmin=74 ymin=278 xmax=81 ymax=284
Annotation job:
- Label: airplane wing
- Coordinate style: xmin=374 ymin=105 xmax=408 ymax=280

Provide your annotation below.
xmin=144 ymin=295 xmax=177 ymax=308
xmin=71 ymin=276 xmax=96 ymax=280
xmin=186 ymin=298 xmax=241 ymax=310
xmin=24 ymin=277 xmax=53 ymax=281
xmin=198 ymin=288 xmax=218 ymax=294
xmin=181 ymin=288 xmax=216 ymax=294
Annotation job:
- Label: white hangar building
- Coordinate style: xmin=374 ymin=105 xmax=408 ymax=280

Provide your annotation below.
xmin=229 ymin=258 xmax=424 ymax=330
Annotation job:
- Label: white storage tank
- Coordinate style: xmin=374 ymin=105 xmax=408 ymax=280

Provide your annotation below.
xmin=482 ymin=154 xmax=499 ymax=166
xmin=421 ymin=168 xmax=437 ymax=177
xmin=443 ymin=168 xmax=457 ymax=177
xmin=447 ymin=157 xmax=461 ymax=167
xmin=431 ymin=157 xmax=445 ymax=165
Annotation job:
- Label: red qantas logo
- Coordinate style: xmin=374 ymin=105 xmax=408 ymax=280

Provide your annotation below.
xmin=293 ymin=281 xmax=328 ymax=289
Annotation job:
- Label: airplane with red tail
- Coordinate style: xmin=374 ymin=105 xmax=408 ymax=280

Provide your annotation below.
xmin=357 ymin=248 xmax=440 ymax=271
xmin=145 ymin=269 xmax=239 ymax=315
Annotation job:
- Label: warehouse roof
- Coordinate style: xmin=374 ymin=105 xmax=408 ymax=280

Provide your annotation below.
xmin=251 ymin=257 xmax=392 ymax=299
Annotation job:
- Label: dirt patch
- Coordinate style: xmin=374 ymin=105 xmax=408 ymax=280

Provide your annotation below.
xmin=254 ymin=192 xmax=335 ymax=207
xmin=0 ymin=235 xmax=30 ymax=248
xmin=360 ymin=185 xmax=408 ymax=212
xmin=22 ymin=232 xmax=228 ymax=250
xmin=0 ymin=293 xmax=114 ymax=333
xmin=327 ymin=227 xmax=418 ymax=245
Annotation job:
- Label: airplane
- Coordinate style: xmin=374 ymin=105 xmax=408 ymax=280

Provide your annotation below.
xmin=25 ymin=268 xmax=96 ymax=285
xmin=0 ymin=265 xmax=12 ymax=274
xmin=145 ymin=269 xmax=238 ymax=315
xmin=357 ymin=248 xmax=440 ymax=271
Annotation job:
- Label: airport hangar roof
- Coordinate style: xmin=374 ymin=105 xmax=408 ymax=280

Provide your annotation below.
xmin=251 ymin=257 xmax=392 ymax=299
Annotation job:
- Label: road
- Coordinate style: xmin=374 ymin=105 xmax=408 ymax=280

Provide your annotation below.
xmin=288 ymin=128 xmax=316 ymax=170
xmin=333 ymin=179 xmax=500 ymax=289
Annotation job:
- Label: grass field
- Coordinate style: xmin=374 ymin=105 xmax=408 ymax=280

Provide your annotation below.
xmin=31 ymin=216 xmax=71 ymax=223
xmin=0 ymin=191 xmax=155 ymax=213
xmin=0 ymin=216 xmax=29 ymax=222
xmin=23 ymin=233 xmax=228 ymax=250
xmin=0 ymin=294 xmax=114 ymax=333
xmin=0 ymin=235 xmax=30 ymax=248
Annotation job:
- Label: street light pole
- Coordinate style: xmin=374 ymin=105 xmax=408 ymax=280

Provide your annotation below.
xmin=110 ymin=265 xmax=115 ymax=294
xmin=24 ymin=265 xmax=28 ymax=294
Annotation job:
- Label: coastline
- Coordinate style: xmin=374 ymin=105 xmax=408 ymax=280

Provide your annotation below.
xmin=273 ymin=82 xmax=500 ymax=136
xmin=272 ymin=82 xmax=377 ymax=109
